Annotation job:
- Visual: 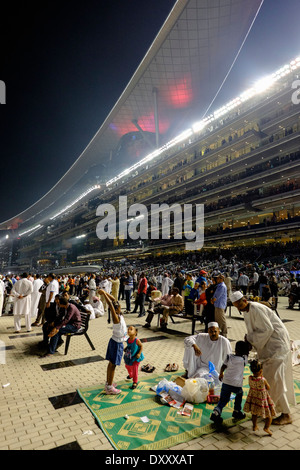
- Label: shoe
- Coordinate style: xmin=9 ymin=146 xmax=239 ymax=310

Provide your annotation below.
xmin=131 ymin=383 xmax=138 ymax=390
xmin=232 ymin=410 xmax=246 ymax=420
xmin=143 ymin=323 xmax=151 ymax=328
xmin=138 ymin=313 xmax=145 ymax=317
xmin=125 ymin=375 xmax=132 ymax=381
xmin=105 ymin=385 xmax=121 ymax=395
xmin=210 ymin=410 xmax=223 ymax=425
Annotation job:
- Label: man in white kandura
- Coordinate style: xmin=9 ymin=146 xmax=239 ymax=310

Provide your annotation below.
xmin=230 ymin=290 xmax=295 ymax=425
xmin=11 ymin=272 xmax=34 ymax=333
xmin=31 ymin=274 xmax=44 ymax=320
xmin=183 ymin=322 xmax=232 ymax=378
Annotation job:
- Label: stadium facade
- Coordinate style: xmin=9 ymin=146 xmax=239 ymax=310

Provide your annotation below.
xmin=1 ymin=0 xmax=299 ymax=273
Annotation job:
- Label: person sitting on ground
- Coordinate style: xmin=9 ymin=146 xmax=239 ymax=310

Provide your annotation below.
xmin=160 ymin=287 xmax=184 ymax=330
xmin=182 ymin=322 xmax=232 ymax=378
xmin=90 ymin=296 xmax=105 ymax=317
xmin=83 ymin=299 xmax=96 ymax=320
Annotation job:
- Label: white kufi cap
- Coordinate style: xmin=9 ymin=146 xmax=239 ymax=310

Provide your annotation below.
xmin=229 ymin=291 xmax=244 ymax=303
xmin=207 ymin=322 xmax=219 ymax=329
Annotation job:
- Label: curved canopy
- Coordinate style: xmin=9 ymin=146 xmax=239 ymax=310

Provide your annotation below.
xmin=1 ymin=0 xmax=263 ymax=231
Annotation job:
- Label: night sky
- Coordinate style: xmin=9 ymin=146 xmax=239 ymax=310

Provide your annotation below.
xmin=0 ymin=0 xmax=299 ymax=223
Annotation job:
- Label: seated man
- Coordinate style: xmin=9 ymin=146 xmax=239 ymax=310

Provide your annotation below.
xmin=183 ymin=322 xmax=232 ymax=378
xmin=143 ymin=290 xmax=172 ymax=328
xmin=38 ymin=294 xmax=62 ymax=351
xmin=42 ymin=297 xmax=82 ymax=356
xmin=161 ymin=287 xmax=184 ymax=330
xmin=90 ymin=296 xmax=105 ymax=317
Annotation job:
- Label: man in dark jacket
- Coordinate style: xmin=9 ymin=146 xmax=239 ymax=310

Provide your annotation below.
xmin=43 ymin=297 xmax=81 ymax=356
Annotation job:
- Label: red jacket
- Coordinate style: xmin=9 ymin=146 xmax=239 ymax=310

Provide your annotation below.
xmin=138 ymin=277 xmax=148 ymax=294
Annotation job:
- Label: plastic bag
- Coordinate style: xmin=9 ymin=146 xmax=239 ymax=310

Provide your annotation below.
xmin=181 ymin=378 xmax=208 ymax=403
xmin=156 ymin=379 xmax=182 ymax=396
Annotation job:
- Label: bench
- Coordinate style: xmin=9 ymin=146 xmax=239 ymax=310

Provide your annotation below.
xmin=63 ymin=311 xmax=96 ymax=355
xmin=156 ymin=304 xmax=203 ymax=335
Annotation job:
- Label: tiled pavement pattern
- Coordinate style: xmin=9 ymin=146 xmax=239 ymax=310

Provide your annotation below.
xmin=1 ymin=297 xmax=300 ymax=451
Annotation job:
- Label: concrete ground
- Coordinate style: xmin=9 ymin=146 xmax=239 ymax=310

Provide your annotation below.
xmin=1 ymin=295 xmax=300 ymax=451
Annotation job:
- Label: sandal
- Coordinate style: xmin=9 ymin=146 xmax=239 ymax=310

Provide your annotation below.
xmin=171 ymin=363 xmax=179 ymax=372
xmin=131 ymin=383 xmax=138 ymax=389
xmin=141 ymin=364 xmax=156 ymax=373
xmin=164 ymin=364 xmax=172 ymax=372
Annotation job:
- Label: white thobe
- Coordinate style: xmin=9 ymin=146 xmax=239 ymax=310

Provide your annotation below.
xmin=11 ymin=278 xmax=33 ymax=332
xmin=84 ymin=303 xmax=95 ymax=320
xmin=244 ymin=302 xmax=296 ymax=413
xmin=31 ymin=278 xmax=44 ymax=318
xmin=88 ymin=279 xmax=97 ymax=302
xmin=91 ymin=298 xmax=105 ymax=317
xmin=183 ymin=333 xmax=232 ymax=377
xmin=161 ymin=277 xmax=174 ymax=296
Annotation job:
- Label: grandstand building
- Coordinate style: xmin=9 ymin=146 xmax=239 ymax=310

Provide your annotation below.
xmin=0 ymin=0 xmax=299 ymax=272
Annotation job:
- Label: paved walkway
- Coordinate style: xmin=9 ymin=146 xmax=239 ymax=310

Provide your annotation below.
xmin=1 ymin=296 xmax=300 ymax=451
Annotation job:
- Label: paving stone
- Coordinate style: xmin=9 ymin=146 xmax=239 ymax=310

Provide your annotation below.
xmin=1 ymin=297 xmax=300 ymax=451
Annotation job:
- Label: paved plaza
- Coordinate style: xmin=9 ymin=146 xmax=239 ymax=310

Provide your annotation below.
xmin=1 ymin=296 xmax=300 ymax=452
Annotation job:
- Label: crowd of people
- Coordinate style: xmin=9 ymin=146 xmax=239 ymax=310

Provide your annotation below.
xmin=0 ymin=248 xmax=299 ymax=428
xmin=0 ymin=251 xmax=299 ymax=333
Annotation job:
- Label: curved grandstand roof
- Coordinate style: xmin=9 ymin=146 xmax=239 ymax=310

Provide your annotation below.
xmin=1 ymin=0 xmax=263 ymax=231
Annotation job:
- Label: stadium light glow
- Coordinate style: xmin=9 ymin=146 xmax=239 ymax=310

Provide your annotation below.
xmin=50 ymin=185 xmax=101 ymax=220
xmin=19 ymin=224 xmax=43 ymax=237
xmin=105 ymin=54 xmax=300 ymax=188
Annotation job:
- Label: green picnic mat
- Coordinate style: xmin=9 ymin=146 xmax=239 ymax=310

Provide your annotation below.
xmin=77 ymin=368 xmax=300 ymax=451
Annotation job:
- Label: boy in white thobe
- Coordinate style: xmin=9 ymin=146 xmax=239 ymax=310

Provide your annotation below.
xmin=11 ymin=273 xmax=33 ymax=332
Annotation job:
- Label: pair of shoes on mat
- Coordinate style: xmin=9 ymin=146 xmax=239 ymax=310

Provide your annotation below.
xmin=165 ymin=363 xmax=178 ymax=372
xmin=141 ymin=364 xmax=155 ymax=373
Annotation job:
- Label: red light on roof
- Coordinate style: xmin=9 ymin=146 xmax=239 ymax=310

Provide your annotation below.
xmin=168 ymin=75 xmax=193 ymax=108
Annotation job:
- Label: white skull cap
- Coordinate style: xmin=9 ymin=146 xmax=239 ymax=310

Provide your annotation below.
xmin=229 ymin=291 xmax=244 ymax=302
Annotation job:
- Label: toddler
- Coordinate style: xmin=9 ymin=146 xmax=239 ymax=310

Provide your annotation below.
xmin=244 ymin=359 xmax=276 ymax=436
xmin=124 ymin=325 xmax=144 ymax=389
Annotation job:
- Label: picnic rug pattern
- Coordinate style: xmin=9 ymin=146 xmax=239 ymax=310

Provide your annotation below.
xmin=77 ymin=367 xmax=300 ymax=451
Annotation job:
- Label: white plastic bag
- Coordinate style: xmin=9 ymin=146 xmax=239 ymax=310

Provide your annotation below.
xmin=181 ymin=378 xmax=208 ymax=403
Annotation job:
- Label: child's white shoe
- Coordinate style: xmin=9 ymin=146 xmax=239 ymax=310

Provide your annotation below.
xmin=105 ymin=385 xmax=121 ymax=395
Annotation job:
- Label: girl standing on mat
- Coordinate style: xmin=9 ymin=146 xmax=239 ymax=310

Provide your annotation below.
xmin=243 ymin=359 xmax=276 ymax=436
xmin=124 ymin=325 xmax=144 ymax=389
xmin=98 ymin=289 xmax=128 ymax=395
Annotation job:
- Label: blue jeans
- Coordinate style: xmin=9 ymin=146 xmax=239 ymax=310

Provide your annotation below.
xmin=125 ymin=289 xmax=132 ymax=311
xmin=214 ymin=382 xmax=243 ymax=415
xmin=49 ymin=324 xmax=79 ymax=354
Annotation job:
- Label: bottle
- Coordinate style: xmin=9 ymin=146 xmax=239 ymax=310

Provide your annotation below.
xmin=207 ymin=374 xmax=214 ymax=395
